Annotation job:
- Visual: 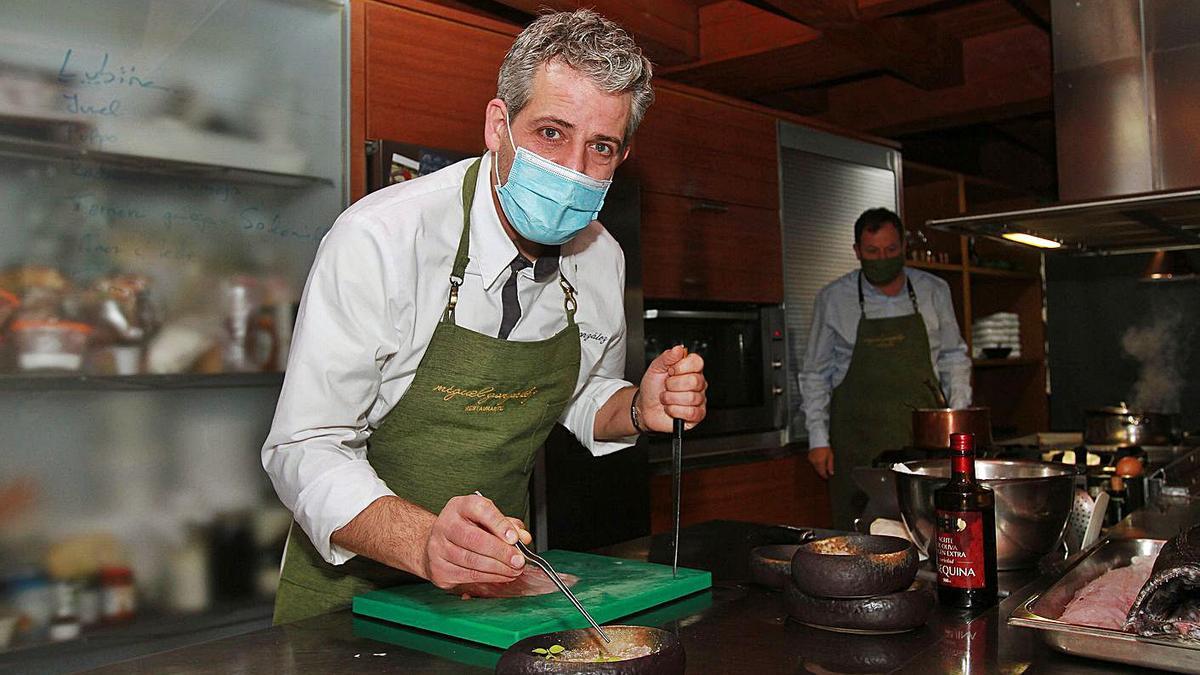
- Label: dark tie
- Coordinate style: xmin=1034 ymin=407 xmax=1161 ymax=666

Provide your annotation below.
xmin=498 ymin=255 xmax=532 ymax=339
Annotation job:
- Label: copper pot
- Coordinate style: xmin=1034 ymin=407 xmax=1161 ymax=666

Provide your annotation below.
xmin=1084 ymin=403 xmax=1179 ymax=447
xmin=911 ymin=407 xmax=992 ymax=449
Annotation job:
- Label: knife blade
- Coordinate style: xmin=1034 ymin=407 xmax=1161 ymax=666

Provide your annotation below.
xmin=672 ymin=417 xmax=683 ymax=578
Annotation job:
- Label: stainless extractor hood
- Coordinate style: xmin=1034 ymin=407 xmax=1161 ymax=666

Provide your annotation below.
xmin=930 ymin=0 xmax=1200 ymax=255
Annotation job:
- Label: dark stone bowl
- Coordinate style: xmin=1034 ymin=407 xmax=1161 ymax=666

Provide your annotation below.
xmin=784 ymin=578 xmax=935 ymax=634
xmin=495 ymin=626 xmax=684 ymax=675
xmin=790 ymin=534 xmax=918 ymax=598
xmin=749 ymin=544 xmax=801 ymax=590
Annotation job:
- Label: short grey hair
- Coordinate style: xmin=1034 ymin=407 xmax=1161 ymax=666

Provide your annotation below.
xmin=497 ymin=9 xmax=654 ymax=145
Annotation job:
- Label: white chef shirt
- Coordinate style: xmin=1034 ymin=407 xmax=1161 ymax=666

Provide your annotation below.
xmin=263 ymin=154 xmax=636 ymax=565
xmin=799 ymin=267 xmax=972 ymax=449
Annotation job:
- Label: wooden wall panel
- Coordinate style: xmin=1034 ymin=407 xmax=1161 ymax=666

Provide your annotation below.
xmin=632 ymin=88 xmax=778 ymax=209
xmin=350 ymin=0 xmax=368 ymax=201
xmin=364 ymin=1 xmax=514 ymax=154
xmin=650 ymin=456 xmax=832 ymax=533
xmin=641 ymin=191 xmax=783 ymax=303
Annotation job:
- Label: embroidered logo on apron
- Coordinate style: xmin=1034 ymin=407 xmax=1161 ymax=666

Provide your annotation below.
xmin=432 ymin=384 xmax=540 ymax=412
xmin=861 ymin=333 xmax=907 ymax=349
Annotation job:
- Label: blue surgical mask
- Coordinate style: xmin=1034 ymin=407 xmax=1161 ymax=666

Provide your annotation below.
xmin=493 ymin=114 xmax=611 ymax=245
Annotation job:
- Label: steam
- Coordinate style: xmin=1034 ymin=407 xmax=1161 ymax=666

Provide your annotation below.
xmin=1121 ymin=308 xmax=1191 ymax=413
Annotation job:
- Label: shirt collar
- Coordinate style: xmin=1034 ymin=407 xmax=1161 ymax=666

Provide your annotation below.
xmin=469 ymin=152 xmax=561 ymax=289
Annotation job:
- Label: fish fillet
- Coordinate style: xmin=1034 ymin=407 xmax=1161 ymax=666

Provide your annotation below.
xmin=451 ymin=567 xmax=579 ymax=599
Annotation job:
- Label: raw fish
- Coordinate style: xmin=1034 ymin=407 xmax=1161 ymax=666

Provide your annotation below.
xmin=451 ymin=567 xmax=578 ymax=599
xmin=1058 ymin=555 xmax=1156 ymax=629
xmin=1126 ymin=525 xmax=1200 ymax=638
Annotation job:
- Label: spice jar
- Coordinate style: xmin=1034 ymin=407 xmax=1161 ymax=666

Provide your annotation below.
xmin=99 ymin=566 xmax=136 ymax=623
xmin=48 ymin=581 xmax=81 ymax=642
xmin=10 ymin=319 xmax=93 ymax=371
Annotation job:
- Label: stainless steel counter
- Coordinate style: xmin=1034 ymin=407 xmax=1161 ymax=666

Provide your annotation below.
xmin=52 ymin=500 xmax=1200 ymax=674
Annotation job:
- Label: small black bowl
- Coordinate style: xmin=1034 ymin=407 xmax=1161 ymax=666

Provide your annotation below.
xmin=749 ymin=544 xmax=801 ymax=590
xmin=784 ymin=578 xmax=935 ymax=634
xmin=495 ymin=626 xmax=684 ymax=675
xmin=790 ymin=534 xmax=918 ymax=598
xmin=981 ymin=346 xmax=1012 ymax=359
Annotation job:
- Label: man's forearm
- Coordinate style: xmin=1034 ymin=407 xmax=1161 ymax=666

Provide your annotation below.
xmin=593 ymin=385 xmax=638 ymax=441
xmin=330 ymin=495 xmax=435 ymax=578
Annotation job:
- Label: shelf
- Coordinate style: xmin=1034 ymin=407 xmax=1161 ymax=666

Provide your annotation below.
xmin=0 ymin=372 xmax=284 ymax=391
xmin=906 ymin=260 xmax=962 ymax=272
xmin=972 ymin=357 xmax=1042 ymax=368
xmin=0 ymin=133 xmax=333 ymax=189
xmin=967 ymin=265 xmax=1040 ymax=280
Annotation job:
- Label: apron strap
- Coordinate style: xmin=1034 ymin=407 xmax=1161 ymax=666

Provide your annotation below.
xmin=560 ymin=274 xmax=577 ymax=325
xmin=857 ymin=272 xmax=919 ymax=318
xmin=445 ymin=156 xmax=578 ymax=327
xmin=445 ymin=158 xmax=482 ymax=323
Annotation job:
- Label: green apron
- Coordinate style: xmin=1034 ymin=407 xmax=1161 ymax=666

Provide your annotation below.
xmin=827 ymin=273 xmax=938 ymax=531
xmin=273 ymin=159 xmax=583 ymax=624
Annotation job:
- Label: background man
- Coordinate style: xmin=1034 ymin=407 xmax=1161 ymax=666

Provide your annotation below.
xmin=800 ymin=208 xmax=970 ymax=530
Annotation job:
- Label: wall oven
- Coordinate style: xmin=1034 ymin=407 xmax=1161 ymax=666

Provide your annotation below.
xmin=642 ymin=301 xmax=789 ymax=459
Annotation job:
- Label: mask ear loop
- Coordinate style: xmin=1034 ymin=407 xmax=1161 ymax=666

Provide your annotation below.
xmin=494 ymin=108 xmax=520 ymax=189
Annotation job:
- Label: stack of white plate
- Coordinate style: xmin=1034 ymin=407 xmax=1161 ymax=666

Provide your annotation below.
xmin=972 ymin=312 xmax=1020 ymax=358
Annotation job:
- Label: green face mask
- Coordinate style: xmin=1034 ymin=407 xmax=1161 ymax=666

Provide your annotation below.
xmin=861 ymin=255 xmax=905 ymax=285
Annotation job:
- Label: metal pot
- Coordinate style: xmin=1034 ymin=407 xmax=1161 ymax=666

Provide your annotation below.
xmin=1084 ymin=402 xmax=1180 ymax=447
xmin=911 ymin=407 xmax=992 ymax=449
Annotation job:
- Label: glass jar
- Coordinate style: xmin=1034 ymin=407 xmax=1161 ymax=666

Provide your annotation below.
xmin=99 ymin=566 xmax=136 ymax=623
xmin=10 ymin=319 xmax=92 ymax=371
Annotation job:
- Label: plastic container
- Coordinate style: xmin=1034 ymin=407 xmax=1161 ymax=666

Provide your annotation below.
xmin=0 ymin=288 xmax=19 ymax=326
xmin=7 ymin=570 xmax=52 ymax=640
xmin=10 ymin=319 xmax=92 ymax=371
xmin=99 ymin=566 xmax=136 ymax=623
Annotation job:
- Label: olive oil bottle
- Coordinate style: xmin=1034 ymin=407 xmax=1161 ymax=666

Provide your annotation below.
xmin=934 ymin=432 xmax=998 ymax=609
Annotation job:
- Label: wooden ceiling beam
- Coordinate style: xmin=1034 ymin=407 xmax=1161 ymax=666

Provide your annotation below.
xmin=486 ymin=0 xmax=700 ymax=66
xmin=856 ymin=0 xmax=947 ymax=21
xmin=818 ymin=25 xmax=1050 ymax=135
xmin=662 ymin=39 xmax=872 ymax=97
xmin=752 ymin=87 xmax=829 ymax=115
xmin=755 ymin=0 xmax=964 ymax=89
xmin=661 ymin=2 xmax=867 ymax=96
xmin=1002 ymin=0 xmax=1051 ymax=32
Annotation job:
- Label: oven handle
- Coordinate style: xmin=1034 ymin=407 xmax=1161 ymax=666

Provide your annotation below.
xmin=643 ymin=309 xmax=760 ymax=320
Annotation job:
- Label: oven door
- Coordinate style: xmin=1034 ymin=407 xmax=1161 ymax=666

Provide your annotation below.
xmin=642 ymin=306 xmax=786 ymax=441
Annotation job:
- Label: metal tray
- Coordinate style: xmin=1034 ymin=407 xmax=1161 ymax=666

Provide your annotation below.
xmin=1009 ymin=537 xmax=1200 ymax=674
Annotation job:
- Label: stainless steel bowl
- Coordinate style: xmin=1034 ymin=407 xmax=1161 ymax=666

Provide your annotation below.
xmin=893 ymin=459 xmax=1075 ymax=570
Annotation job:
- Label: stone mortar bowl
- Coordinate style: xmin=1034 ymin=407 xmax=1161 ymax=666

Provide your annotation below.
xmin=790 ymin=534 xmax=918 ymax=598
xmin=495 ymin=625 xmax=684 ymax=675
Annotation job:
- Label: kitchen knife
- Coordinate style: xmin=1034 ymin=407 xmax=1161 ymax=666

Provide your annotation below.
xmin=672 ymin=417 xmax=683 ymax=578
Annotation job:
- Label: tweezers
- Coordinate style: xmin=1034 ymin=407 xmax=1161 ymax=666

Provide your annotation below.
xmin=516 ymin=540 xmax=611 ymax=643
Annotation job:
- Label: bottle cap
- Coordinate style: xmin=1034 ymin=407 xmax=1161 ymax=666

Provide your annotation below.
xmin=950 ymin=432 xmax=975 ymax=452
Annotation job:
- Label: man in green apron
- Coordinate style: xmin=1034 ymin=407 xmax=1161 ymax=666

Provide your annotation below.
xmin=799 ymin=208 xmax=971 ymax=531
xmin=262 ymin=10 xmax=707 ymax=624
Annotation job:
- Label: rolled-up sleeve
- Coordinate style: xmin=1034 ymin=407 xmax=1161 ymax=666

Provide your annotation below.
xmin=800 ymin=288 xmax=838 ymax=449
xmin=932 ymin=281 xmax=972 ymax=408
xmin=262 ymin=216 xmax=398 ymax=565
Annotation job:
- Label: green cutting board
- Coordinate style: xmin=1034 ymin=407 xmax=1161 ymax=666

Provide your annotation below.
xmin=352 ymin=550 xmax=711 ymax=649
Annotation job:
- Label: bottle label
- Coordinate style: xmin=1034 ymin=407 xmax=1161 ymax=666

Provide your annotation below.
xmin=936 ymin=510 xmax=986 ymax=589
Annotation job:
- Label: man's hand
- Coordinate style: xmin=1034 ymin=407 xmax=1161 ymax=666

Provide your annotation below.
xmin=330 ymin=494 xmax=532 ymax=589
xmin=808 ymin=446 xmax=835 ymax=479
xmin=422 ymin=494 xmax=533 ymax=589
xmin=639 ymin=345 xmax=706 ymax=432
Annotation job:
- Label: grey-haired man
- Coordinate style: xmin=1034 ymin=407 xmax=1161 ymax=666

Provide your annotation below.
xmin=263 ymin=10 xmax=707 ymax=623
